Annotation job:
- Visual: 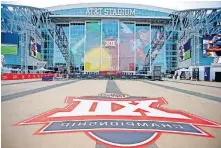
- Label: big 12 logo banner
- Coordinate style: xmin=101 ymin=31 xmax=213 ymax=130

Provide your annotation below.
xmin=14 ymin=93 xmax=221 ymax=148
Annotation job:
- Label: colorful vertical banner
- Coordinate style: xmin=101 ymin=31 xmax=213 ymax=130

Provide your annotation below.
xmin=84 ymin=22 xmax=102 ymax=71
xmin=101 ymin=20 xmax=119 ymax=71
xmin=135 ymin=24 xmax=151 ymax=73
xmin=119 ymin=22 xmax=135 ymax=71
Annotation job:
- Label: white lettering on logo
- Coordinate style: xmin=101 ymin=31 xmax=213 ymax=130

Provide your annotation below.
xmin=61 ymin=123 xmax=70 ymax=127
xmin=100 ymin=122 xmax=108 ymax=126
xmin=49 ymin=99 xmax=190 ymax=119
xmin=89 ymin=122 xmax=97 ymax=126
xmin=161 ymin=124 xmax=172 ymax=128
xmin=99 ymin=93 xmax=129 ymax=98
xmin=137 ymin=123 xmax=149 ymax=126
xmin=173 ymin=124 xmax=184 ymax=129
xmin=152 ymin=123 xmax=160 ymax=128
xmin=111 ymin=122 xmax=118 ymax=126
xmin=104 ymin=40 xmax=116 ymax=47
xmin=78 ymin=122 xmax=87 ymax=126
xmin=126 ymin=122 xmax=135 ymax=126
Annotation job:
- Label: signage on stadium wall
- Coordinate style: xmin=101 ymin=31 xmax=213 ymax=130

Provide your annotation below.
xmin=36 ymin=62 xmax=47 ymax=68
xmin=53 ymin=7 xmax=169 ymax=17
xmin=14 ymin=93 xmax=221 ymax=148
xmin=86 ymin=8 xmax=136 ymax=16
xmin=215 ymin=22 xmax=221 ymax=26
xmin=1 ymin=73 xmax=53 ymax=80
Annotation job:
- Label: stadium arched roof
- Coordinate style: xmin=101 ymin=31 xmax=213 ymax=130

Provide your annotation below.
xmin=46 ymin=3 xmax=175 ymax=14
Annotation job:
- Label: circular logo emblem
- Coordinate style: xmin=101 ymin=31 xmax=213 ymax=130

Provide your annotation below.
xmin=15 ymin=94 xmax=221 ymax=148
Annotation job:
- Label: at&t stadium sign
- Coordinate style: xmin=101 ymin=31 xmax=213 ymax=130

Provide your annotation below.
xmin=86 ymin=8 xmax=136 ymax=16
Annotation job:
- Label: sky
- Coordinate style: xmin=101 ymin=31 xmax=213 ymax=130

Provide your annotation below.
xmin=2 ymin=0 xmax=221 ymax=10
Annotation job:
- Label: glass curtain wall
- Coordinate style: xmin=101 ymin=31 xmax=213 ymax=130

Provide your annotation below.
xmin=84 ymin=21 xmax=101 ymax=72
xmin=101 ymin=20 xmax=119 ymax=71
xmin=151 ymin=26 xmax=165 ymax=72
xmin=70 ymin=22 xmax=85 ymax=73
xmin=53 ymin=21 xmax=166 ymax=74
xmin=119 ymin=22 xmax=135 ymax=71
xmin=53 ymin=24 xmax=69 ymax=70
xmin=135 ymin=23 xmax=151 ymax=74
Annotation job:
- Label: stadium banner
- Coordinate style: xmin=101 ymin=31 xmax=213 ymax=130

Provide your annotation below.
xmin=1 ymin=32 xmax=19 ymax=55
xmin=204 ymin=67 xmax=210 ymax=81
xmin=179 ymin=39 xmax=191 ymax=61
xmin=30 ymin=36 xmax=41 ymax=60
xmin=36 ymin=62 xmax=47 ymax=68
xmin=42 ymin=76 xmax=54 ymax=81
xmin=135 ymin=24 xmax=150 ymax=74
xmin=70 ymin=23 xmax=85 ymax=74
xmin=119 ymin=22 xmax=135 ymax=71
xmin=1 ymin=44 xmax=18 ymax=55
xmin=203 ymin=34 xmax=221 ymax=57
xmin=1 ymin=74 xmax=23 ymax=80
xmin=146 ymin=26 xmax=165 ymax=73
xmin=84 ymin=22 xmax=101 ymax=71
xmin=99 ymin=71 xmax=122 ymax=75
xmin=1 ymin=74 xmax=53 ymax=80
xmin=192 ymin=68 xmax=199 ymax=80
xmin=101 ymin=20 xmax=119 ymax=71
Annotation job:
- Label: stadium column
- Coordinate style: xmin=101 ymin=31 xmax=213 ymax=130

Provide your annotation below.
xmin=100 ymin=20 xmax=102 ymax=71
xmin=25 ymin=31 xmax=29 ymax=73
xmin=53 ymin=26 xmax=56 ymax=68
xmin=195 ymin=34 xmax=200 ymax=66
xmin=26 ymin=31 xmax=30 ymax=73
xmin=164 ymin=30 xmax=167 ymax=73
xmin=191 ymin=33 xmax=196 ymax=66
xmin=20 ymin=32 xmax=23 ymax=72
xmin=118 ymin=20 xmax=120 ymax=71
xmin=134 ymin=21 xmax=136 ymax=75
xmin=20 ymin=31 xmax=28 ymax=73
xmin=84 ymin=22 xmax=86 ymax=74
xmin=149 ymin=23 xmax=152 ymax=74
xmin=68 ymin=22 xmax=71 ymax=74
xmin=41 ymin=31 xmax=45 ymax=68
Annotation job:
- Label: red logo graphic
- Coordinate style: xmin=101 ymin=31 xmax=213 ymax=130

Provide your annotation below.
xmin=14 ymin=94 xmax=221 ymax=148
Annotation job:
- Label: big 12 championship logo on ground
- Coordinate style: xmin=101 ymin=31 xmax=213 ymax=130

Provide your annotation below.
xmin=14 ymin=93 xmax=221 ymax=148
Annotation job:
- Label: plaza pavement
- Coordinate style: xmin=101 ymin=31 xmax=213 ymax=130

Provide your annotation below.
xmin=1 ymin=79 xmax=41 ymax=85
xmin=147 ymin=80 xmax=221 ymax=98
xmin=1 ymin=79 xmax=221 ymax=148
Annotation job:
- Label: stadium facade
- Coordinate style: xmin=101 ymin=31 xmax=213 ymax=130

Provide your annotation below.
xmin=1 ymin=3 xmax=221 ymax=80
